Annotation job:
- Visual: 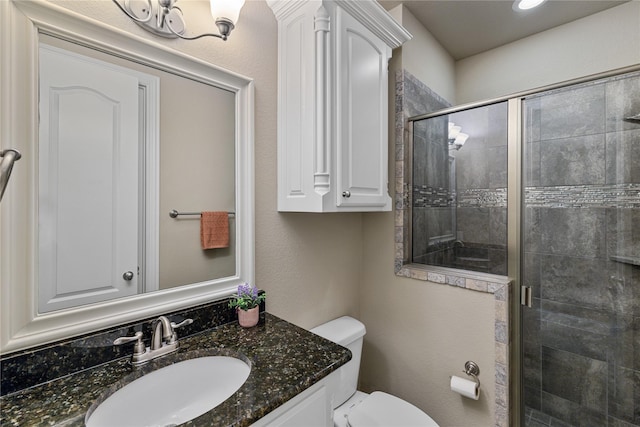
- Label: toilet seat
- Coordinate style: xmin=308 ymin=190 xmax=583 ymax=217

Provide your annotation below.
xmin=346 ymin=391 xmax=439 ymax=427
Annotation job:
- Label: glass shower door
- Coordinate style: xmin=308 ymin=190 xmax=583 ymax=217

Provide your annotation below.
xmin=521 ymin=72 xmax=640 ymax=426
xmin=411 ymin=102 xmax=509 ymax=275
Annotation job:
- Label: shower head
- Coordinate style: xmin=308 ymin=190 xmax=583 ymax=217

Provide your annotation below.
xmin=623 ymin=114 xmax=640 ymax=124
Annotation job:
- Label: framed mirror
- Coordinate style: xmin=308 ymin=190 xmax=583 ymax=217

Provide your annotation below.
xmin=0 ymin=0 xmax=254 ymax=353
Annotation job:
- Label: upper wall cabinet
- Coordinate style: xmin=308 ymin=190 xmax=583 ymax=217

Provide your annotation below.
xmin=268 ymin=0 xmax=411 ymax=212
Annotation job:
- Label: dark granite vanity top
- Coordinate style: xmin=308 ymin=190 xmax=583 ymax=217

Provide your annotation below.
xmin=0 ymin=313 xmax=351 ymax=426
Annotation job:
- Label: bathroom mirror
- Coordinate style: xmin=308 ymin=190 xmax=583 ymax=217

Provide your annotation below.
xmin=0 ymin=0 xmax=254 ymax=353
xmin=37 ymin=34 xmax=238 ymax=313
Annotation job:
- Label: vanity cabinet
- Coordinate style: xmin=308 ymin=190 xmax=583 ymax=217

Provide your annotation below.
xmin=268 ymin=0 xmax=411 ymax=212
xmin=251 ymin=382 xmax=331 ymax=426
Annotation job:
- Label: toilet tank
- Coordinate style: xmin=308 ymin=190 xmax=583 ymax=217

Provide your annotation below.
xmin=310 ymin=316 xmax=366 ymax=408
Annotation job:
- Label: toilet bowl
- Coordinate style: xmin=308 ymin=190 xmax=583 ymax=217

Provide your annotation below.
xmin=311 ymin=316 xmax=440 ymax=427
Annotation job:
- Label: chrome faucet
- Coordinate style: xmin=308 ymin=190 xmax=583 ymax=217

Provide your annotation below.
xmin=151 ymin=316 xmax=174 ymax=350
xmin=114 ymin=316 xmax=193 ymax=365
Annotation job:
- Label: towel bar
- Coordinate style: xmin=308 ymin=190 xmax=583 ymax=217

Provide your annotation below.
xmin=169 ymin=209 xmax=235 ymax=218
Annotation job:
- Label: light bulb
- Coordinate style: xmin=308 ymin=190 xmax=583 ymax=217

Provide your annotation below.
xmin=454 ymin=133 xmax=469 ymax=146
xmin=514 ymin=0 xmax=546 ymax=11
xmin=210 ymin=0 xmax=245 ymax=24
xmin=449 ymin=125 xmax=462 ymax=140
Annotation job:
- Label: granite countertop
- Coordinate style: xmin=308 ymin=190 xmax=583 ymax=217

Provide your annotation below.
xmin=0 ymin=313 xmax=351 ymax=426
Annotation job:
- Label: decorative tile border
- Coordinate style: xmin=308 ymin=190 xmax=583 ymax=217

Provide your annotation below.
xmin=413 ymin=186 xmax=509 ymax=208
xmin=394 ymin=69 xmax=512 ymax=427
xmin=458 ymin=188 xmax=508 ymax=208
xmin=413 ymin=185 xmax=454 ymax=208
xmin=525 ymin=183 xmax=640 ymax=208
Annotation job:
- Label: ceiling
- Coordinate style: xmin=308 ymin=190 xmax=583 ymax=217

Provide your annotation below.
xmin=377 ymin=0 xmax=628 ymax=60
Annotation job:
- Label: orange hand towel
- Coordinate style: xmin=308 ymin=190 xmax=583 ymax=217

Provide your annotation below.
xmin=200 ymin=211 xmax=230 ymax=250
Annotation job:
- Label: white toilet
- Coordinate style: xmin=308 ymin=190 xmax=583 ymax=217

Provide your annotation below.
xmin=311 ymin=316 xmax=440 ymax=427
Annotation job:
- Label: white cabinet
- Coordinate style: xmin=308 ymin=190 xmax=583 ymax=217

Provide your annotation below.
xmin=251 ymin=383 xmax=332 ymax=427
xmin=268 ymin=0 xmax=411 ymax=212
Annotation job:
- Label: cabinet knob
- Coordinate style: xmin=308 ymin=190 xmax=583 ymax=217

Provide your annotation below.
xmin=123 ymin=271 xmax=134 ymax=281
xmin=342 ymin=190 xmax=351 ymax=198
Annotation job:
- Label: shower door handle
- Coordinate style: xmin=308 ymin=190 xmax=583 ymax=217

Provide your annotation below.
xmin=521 ymin=286 xmax=532 ymax=307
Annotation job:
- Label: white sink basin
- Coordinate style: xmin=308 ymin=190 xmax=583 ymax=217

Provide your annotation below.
xmin=86 ymin=356 xmax=251 ymax=427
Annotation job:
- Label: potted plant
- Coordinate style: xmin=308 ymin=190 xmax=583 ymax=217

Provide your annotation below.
xmin=229 ymin=283 xmax=266 ymax=327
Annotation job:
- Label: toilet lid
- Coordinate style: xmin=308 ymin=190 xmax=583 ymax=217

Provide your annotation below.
xmin=347 ymin=392 xmax=439 ymax=427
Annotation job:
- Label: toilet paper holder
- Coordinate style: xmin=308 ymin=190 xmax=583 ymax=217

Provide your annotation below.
xmin=463 ymin=361 xmax=480 ymax=387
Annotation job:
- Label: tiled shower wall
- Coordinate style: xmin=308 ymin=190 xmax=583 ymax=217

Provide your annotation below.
xmin=450 ymin=104 xmax=508 ymax=275
xmin=522 ymin=72 xmax=640 ymax=427
xmin=412 ymin=102 xmax=509 ymax=275
xmin=405 ymin=71 xmax=452 ymax=267
xmin=412 ymin=117 xmax=454 ymax=259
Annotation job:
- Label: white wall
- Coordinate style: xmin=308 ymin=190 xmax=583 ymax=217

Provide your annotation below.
xmin=456 ymin=1 xmax=640 ymax=104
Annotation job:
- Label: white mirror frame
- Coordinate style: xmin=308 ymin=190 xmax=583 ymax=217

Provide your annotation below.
xmin=0 ymin=0 xmax=255 ymax=353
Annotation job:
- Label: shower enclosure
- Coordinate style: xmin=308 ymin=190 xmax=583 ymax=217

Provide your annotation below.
xmin=410 ymin=70 xmax=639 ymax=426
xmin=411 ymin=102 xmax=509 ymax=275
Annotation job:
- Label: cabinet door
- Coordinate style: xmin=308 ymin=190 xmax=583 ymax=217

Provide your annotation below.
xmin=335 ymin=6 xmax=392 ymax=210
xmin=251 ymin=383 xmax=331 ymax=427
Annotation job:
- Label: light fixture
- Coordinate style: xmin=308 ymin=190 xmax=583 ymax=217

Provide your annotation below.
xmin=448 ymin=122 xmax=462 ymax=139
xmin=448 ymin=122 xmax=469 ymax=151
xmin=453 ymin=133 xmax=469 ymax=149
xmin=513 ymin=0 xmax=547 ymax=11
xmin=112 ymin=0 xmax=246 ymax=40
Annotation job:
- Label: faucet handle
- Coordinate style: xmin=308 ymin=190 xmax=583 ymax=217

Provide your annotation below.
xmin=170 ymin=318 xmax=193 ymax=329
xmin=114 ymin=331 xmax=146 ymax=357
xmin=164 ymin=318 xmax=193 ymax=345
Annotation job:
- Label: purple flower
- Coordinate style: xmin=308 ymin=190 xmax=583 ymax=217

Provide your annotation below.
xmin=229 ymin=283 xmax=266 ymax=311
xmin=238 ymin=282 xmax=252 ymax=297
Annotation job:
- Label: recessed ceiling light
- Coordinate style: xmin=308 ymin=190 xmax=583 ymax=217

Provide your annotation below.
xmin=513 ymin=0 xmax=547 ymax=11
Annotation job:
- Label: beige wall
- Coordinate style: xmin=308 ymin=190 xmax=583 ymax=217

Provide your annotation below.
xmin=361 ymin=213 xmax=498 ymax=425
xmin=456 ymin=1 xmax=640 ymax=104
xmin=158 ymin=75 xmax=236 ymax=288
xmin=394 ymin=5 xmax=457 ymax=103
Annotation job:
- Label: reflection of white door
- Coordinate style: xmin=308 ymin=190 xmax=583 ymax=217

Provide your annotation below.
xmin=38 ymin=45 xmax=141 ymax=313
